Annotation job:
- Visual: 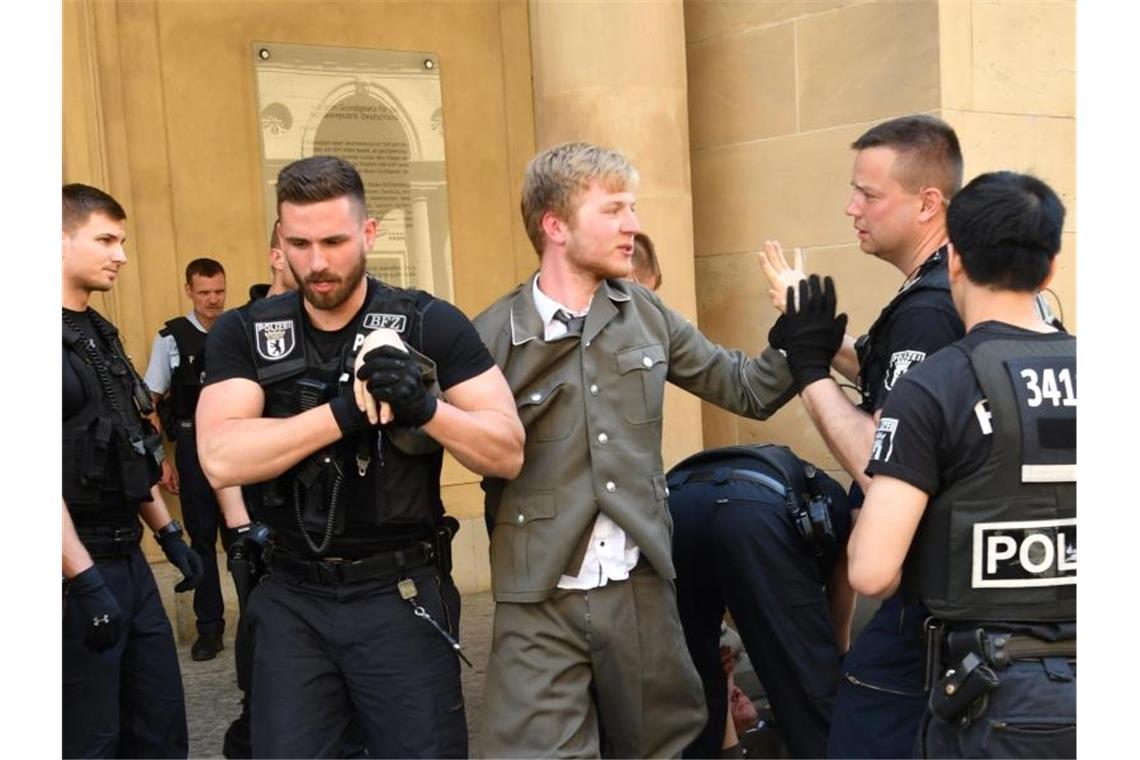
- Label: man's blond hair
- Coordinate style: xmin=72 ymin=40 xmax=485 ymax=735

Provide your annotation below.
xmin=520 ymin=142 xmax=639 ymax=255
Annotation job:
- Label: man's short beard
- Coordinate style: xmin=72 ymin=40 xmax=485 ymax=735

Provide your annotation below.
xmin=291 ymin=249 xmax=368 ymax=311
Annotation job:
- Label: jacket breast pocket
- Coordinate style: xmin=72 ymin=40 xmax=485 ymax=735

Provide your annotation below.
xmin=616 ymin=343 xmax=667 ymax=424
xmin=516 ymin=381 xmax=576 ymax=442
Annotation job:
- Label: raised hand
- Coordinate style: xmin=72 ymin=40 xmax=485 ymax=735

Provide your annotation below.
xmin=758 ymin=240 xmax=806 ymax=314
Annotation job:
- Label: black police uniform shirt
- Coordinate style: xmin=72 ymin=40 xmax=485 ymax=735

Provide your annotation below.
xmin=864 ymin=320 xmax=1073 ymax=640
xmin=203 ymin=278 xmax=495 ymax=555
xmin=862 ymin=258 xmax=964 ymax=413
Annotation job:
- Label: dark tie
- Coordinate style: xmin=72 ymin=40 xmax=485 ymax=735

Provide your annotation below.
xmin=553 ymin=309 xmax=586 ymax=338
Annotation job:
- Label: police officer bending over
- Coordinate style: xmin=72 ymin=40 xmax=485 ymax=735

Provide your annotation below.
xmin=847 ymin=171 xmax=1075 ymax=757
xmin=62 ymin=183 xmax=204 ymax=757
xmin=196 ymin=155 xmax=524 ymax=759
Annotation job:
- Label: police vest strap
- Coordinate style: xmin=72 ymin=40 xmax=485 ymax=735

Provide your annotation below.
xmin=264 ymin=541 xmax=436 ymax=585
xmin=161 ymin=316 xmax=207 ymax=360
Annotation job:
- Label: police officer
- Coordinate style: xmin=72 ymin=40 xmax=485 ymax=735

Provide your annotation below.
xmin=195 ymin=155 xmax=524 ymax=758
xmin=762 ymin=115 xmax=967 ymax=757
xmin=62 ymin=183 xmax=204 ymax=757
xmin=219 ymin=225 xmax=298 ymax=759
xmin=145 ymin=257 xmax=229 ymax=661
xmin=666 ymin=444 xmax=852 ymax=758
xmin=847 ymin=171 xmax=1075 ymax=757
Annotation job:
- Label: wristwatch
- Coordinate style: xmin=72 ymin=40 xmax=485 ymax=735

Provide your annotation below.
xmin=154 ymin=519 xmax=184 ymax=543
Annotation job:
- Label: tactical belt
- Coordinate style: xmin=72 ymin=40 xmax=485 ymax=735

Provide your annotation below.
xmin=942 ymin=628 xmax=1076 ymax=670
xmin=265 ymin=541 xmax=436 ymax=585
xmin=77 ymin=522 xmax=142 ymax=558
xmin=671 ymin=467 xmax=787 ymax=497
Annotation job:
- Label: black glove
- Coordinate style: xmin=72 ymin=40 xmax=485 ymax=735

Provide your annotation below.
xmin=783 ymin=275 xmax=847 ymax=390
xmin=158 ymin=526 xmax=205 ymax=593
xmin=225 ymin=522 xmax=270 ymax=564
xmin=329 ymin=388 xmax=375 ymax=437
xmin=68 ymin=566 xmax=123 ymax=653
xmin=356 ymin=345 xmax=438 ymax=428
xmin=768 ymin=314 xmax=789 ymax=351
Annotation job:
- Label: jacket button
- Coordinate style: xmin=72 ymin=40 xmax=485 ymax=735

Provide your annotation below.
xmin=642 ymin=356 xmax=652 ymax=367
xmin=530 ymin=392 xmax=542 ymax=402
xmin=589 ymin=384 xmax=599 ymax=395
xmin=516 ymin=514 xmax=525 ymax=524
xmin=665 ymin=487 xmax=670 ymax=497
xmin=597 ymin=433 xmax=608 ymax=444
xmin=605 ymin=481 xmax=616 ymax=493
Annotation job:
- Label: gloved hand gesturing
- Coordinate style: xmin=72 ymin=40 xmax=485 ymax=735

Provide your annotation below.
xmin=68 ymin=566 xmax=123 ymax=653
xmin=783 ymin=275 xmax=848 ymax=391
xmin=158 ymin=526 xmax=205 ymax=593
xmin=357 ymin=345 xmax=438 ymax=428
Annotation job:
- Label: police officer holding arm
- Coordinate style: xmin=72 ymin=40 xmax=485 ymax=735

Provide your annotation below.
xmin=62 ymin=183 xmax=204 ymax=757
xmin=195 ymin=156 xmax=524 ymax=758
xmin=847 ymin=171 xmax=1075 ymax=757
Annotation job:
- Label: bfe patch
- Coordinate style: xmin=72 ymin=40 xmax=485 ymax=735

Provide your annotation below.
xmin=362 ymin=313 xmax=408 ymax=332
xmin=971 ymin=518 xmax=1076 ymax=588
xmin=254 ymin=320 xmax=296 ymax=361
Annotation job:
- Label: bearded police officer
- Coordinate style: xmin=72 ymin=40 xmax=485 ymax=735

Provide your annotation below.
xmin=847 ymin=171 xmax=1075 ymax=757
xmin=62 ymin=183 xmax=204 ymax=757
xmin=145 ymin=257 xmax=229 ymax=661
xmin=196 ymin=156 xmax=524 ymax=758
xmin=761 ymin=115 xmax=967 ymax=757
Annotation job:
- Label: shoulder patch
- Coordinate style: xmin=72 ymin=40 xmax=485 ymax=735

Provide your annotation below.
xmin=884 ymin=350 xmax=927 ymax=391
xmin=254 ymin=319 xmax=296 ymax=361
xmin=871 ymin=417 xmax=898 ymax=462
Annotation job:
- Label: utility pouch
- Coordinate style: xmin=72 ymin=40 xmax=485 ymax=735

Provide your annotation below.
xmin=433 ymin=516 xmax=460 ymax=575
xmin=928 ymin=652 xmax=999 ymax=724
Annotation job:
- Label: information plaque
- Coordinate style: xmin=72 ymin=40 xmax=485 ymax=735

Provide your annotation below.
xmin=252 ymin=42 xmax=453 ymax=300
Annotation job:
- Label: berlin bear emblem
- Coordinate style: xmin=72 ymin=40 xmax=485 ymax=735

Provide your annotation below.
xmin=255 ymin=320 xmax=296 ymax=361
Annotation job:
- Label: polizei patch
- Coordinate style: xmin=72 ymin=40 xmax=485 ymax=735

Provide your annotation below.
xmin=884 ymin=350 xmax=926 ymax=390
xmin=971 ymin=518 xmax=1076 ymax=588
xmin=871 ymin=417 xmax=898 ymax=463
xmin=254 ymin=320 xmax=296 ymax=361
xmin=362 ymin=313 xmax=408 ymax=332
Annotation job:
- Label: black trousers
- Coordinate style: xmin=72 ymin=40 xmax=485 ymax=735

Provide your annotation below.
xmin=62 ymin=547 xmax=189 ymax=758
xmin=175 ymin=426 xmax=224 ymax=636
xmin=669 ymin=474 xmax=848 ymax=759
xmin=247 ymin=561 xmax=467 ymax=758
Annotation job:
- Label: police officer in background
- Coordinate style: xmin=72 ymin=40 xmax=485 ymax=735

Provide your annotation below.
xmin=667 ymin=444 xmax=853 ymax=758
xmin=847 ymin=171 xmax=1075 ymax=757
xmin=62 ymin=183 xmax=204 ymax=757
xmin=761 ymin=115 xmax=967 ymax=757
xmin=196 ymin=155 xmax=524 ymax=758
xmin=145 ymin=256 xmax=229 ymax=661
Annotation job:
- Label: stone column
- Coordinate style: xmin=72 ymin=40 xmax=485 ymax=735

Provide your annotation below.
xmin=528 ymin=0 xmax=702 ymax=468
xmin=410 ymin=191 xmax=435 ymax=294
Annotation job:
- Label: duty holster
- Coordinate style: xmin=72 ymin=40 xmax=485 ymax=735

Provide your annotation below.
xmin=928 ymin=651 xmax=998 ymax=724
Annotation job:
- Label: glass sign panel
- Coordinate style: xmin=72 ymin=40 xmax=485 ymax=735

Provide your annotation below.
xmin=252 ymin=42 xmax=453 ymax=300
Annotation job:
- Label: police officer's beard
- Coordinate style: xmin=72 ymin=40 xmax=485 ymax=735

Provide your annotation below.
xmin=293 ymin=251 xmax=367 ymax=310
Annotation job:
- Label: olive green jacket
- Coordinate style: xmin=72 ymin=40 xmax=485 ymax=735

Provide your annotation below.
xmin=474 ymin=275 xmax=795 ymax=602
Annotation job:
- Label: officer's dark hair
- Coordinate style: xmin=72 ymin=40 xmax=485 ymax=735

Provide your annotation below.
xmin=947 ymin=171 xmax=1065 ymax=292
xmin=632 ymin=232 xmax=662 ymax=290
xmin=63 ymin=183 xmax=126 ymax=233
xmin=851 ymin=115 xmax=964 ymax=199
xmin=185 ymin=258 xmax=225 ymax=284
xmin=276 ymin=156 xmax=367 ymax=219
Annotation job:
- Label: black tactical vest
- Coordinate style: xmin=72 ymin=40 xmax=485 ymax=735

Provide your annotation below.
xmin=159 ymin=316 xmax=207 ymax=426
xmin=856 ymin=247 xmax=954 ymax=412
xmin=903 ymin=329 xmax=1076 ymax=622
xmin=241 ymin=280 xmax=445 ymax=555
xmin=62 ymin=309 xmax=164 ymax=527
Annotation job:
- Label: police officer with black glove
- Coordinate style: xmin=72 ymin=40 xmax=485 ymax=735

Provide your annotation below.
xmin=848 ymin=171 xmax=1075 ymax=757
xmin=760 ymin=116 xmax=968 ymax=758
xmin=195 ymin=156 xmax=523 ymax=759
xmin=62 ymin=184 xmax=204 ymax=758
